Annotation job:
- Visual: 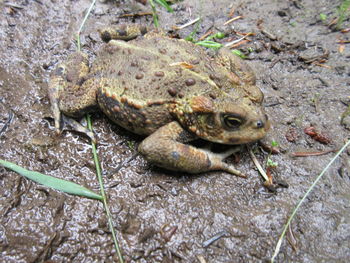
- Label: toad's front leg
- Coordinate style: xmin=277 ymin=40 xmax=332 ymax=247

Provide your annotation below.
xmin=48 ymin=52 xmax=98 ymax=141
xmin=138 ymin=121 xmax=246 ymax=177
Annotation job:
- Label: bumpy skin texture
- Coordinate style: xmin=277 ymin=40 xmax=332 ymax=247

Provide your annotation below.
xmin=49 ymin=26 xmax=269 ymax=177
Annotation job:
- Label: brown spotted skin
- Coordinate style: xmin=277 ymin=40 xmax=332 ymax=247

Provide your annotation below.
xmin=48 ymin=25 xmax=269 ymax=176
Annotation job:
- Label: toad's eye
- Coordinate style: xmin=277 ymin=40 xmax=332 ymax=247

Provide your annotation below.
xmin=221 ymin=114 xmax=243 ymax=130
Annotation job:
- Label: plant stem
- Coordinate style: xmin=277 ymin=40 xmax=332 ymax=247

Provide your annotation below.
xmin=87 ymin=115 xmax=124 ymax=263
xmin=271 ymin=139 xmax=350 ymax=262
xmin=76 ymin=0 xmax=97 ymax=51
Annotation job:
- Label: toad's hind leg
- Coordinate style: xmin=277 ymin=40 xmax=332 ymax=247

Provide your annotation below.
xmin=217 ymin=48 xmax=256 ymax=85
xmin=48 ymin=52 xmax=98 ymax=141
xmin=138 ymin=121 xmax=246 ymax=177
xmin=99 ymin=24 xmax=148 ymax=42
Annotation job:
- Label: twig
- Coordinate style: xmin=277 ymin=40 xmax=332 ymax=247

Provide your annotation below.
xmin=291 ymin=149 xmax=335 ymax=157
xmin=249 ymin=148 xmax=269 ymax=182
xmin=119 ymin=12 xmax=153 ymax=18
xmin=224 ymin=33 xmax=253 ymax=48
xmin=0 ymin=111 xmax=13 ymax=137
xmin=229 ymin=39 xmax=250 ymax=48
xmin=223 ymin=15 xmax=243 ymax=25
xmin=202 ymin=230 xmax=229 ymax=248
xmin=173 ymin=17 xmax=201 ymax=30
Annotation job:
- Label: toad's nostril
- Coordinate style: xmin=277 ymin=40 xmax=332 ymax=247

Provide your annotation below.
xmin=256 ymin=120 xmax=264 ymax=128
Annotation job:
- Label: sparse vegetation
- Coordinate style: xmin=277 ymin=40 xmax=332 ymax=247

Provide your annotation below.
xmin=149 ymin=0 xmax=173 ymax=27
xmin=336 ymin=0 xmax=350 ymax=29
xmin=271 ymin=139 xmax=350 ymax=262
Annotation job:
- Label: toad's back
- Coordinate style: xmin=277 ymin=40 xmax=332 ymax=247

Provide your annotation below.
xmin=89 ymin=34 xmax=232 ymax=102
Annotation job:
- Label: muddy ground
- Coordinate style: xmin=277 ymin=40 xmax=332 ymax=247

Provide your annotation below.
xmin=0 ymin=0 xmax=349 ymax=262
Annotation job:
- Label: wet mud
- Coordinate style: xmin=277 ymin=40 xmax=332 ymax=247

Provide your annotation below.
xmin=0 ymin=0 xmax=349 ymax=262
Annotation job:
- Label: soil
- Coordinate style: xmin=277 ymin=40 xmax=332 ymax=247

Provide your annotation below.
xmin=0 ymin=0 xmax=349 ymax=262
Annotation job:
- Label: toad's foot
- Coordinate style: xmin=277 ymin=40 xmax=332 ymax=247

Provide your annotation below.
xmin=99 ymin=24 xmax=148 ymax=42
xmin=61 ymin=115 xmax=96 ymax=143
xmin=138 ymin=121 xmax=246 ymax=177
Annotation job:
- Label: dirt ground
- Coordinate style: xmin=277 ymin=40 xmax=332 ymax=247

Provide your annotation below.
xmin=0 ymin=0 xmax=349 ymax=262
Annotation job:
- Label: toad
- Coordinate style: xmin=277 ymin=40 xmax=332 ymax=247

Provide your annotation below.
xmin=48 ymin=25 xmax=269 ymax=177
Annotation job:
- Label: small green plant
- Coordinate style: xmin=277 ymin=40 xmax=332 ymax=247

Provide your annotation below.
xmin=127 ymin=140 xmax=135 ymax=150
xmin=205 ymin=32 xmax=225 ymax=40
xmin=194 ymin=32 xmax=225 ymax=50
xmin=319 ymin=13 xmax=327 ymax=21
xmin=232 ymin=49 xmax=247 ymax=59
xmin=337 ymin=0 xmax=350 ymax=29
xmin=266 ymin=158 xmax=278 ymax=168
xmin=184 ymin=18 xmax=202 ymax=42
xmin=271 ymin=141 xmax=279 ymax=148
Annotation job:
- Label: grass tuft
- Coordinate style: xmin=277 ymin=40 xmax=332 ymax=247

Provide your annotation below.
xmin=337 ymin=0 xmax=350 ymax=29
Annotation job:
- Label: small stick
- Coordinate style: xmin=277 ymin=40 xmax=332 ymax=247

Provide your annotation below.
xmin=223 ymin=16 xmax=243 ymax=25
xmin=229 ymin=39 xmax=250 ymax=48
xmin=249 ymin=148 xmax=269 ymax=183
xmin=224 ymin=33 xmax=253 ymax=48
xmin=291 ymin=149 xmax=336 ymax=157
xmin=173 ymin=17 xmax=200 ymax=30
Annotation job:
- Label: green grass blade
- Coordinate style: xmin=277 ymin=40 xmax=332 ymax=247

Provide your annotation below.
xmin=0 ymin=159 xmax=103 ymax=200
xmin=337 ymin=0 xmax=350 ymax=29
xmin=149 ymin=0 xmax=160 ymax=28
xmin=196 ymin=40 xmax=223 ymax=49
xmin=155 ymin=0 xmax=173 ymax=12
xmin=232 ymin=49 xmax=247 ymax=59
xmin=76 ymin=0 xmax=97 ymax=51
xmin=86 ymin=115 xmax=124 ymax=263
xmin=270 ymin=139 xmax=350 ymax=262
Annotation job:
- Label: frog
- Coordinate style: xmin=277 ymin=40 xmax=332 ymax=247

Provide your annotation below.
xmin=48 ymin=24 xmax=269 ymax=177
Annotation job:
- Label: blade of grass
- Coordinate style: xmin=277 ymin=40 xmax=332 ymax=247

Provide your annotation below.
xmin=75 ymin=2 xmax=124 ymax=261
xmin=271 ymin=139 xmax=350 ymax=262
xmin=149 ymin=0 xmax=159 ymax=28
xmin=76 ymin=0 xmax=97 ymax=51
xmin=195 ymin=40 xmax=223 ymax=49
xmin=0 ymin=159 xmax=103 ymax=200
xmin=155 ymin=0 xmax=173 ymax=12
xmin=86 ymin=114 xmax=124 ymax=263
xmin=232 ymin=49 xmax=247 ymax=59
xmin=337 ymin=0 xmax=350 ymax=30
